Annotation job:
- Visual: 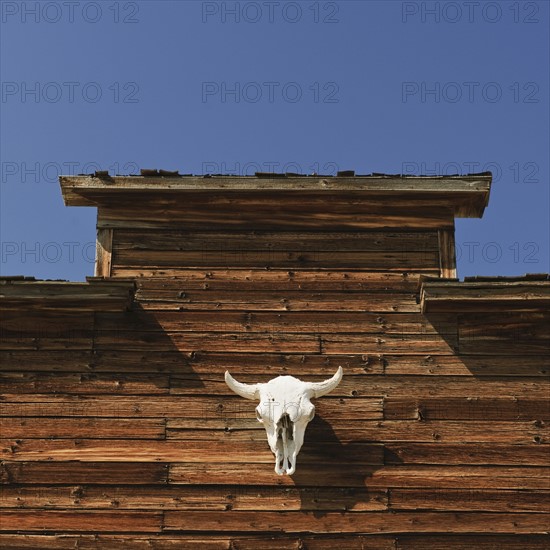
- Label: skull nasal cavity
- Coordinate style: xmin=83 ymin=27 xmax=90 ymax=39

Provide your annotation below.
xmin=277 ymin=414 xmax=293 ymax=440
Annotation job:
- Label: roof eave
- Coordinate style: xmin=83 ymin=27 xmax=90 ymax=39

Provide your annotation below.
xmin=420 ymin=276 xmax=550 ymax=313
xmin=59 ymin=174 xmax=492 ymax=218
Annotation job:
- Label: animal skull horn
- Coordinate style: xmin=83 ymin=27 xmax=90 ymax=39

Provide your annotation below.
xmin=306 ymin=366 xmax=343 ymax=397
xmin=224 ymin=367 xmax=343 ymax=475
xmin=224 ymin=371 xmax=260 ymax=400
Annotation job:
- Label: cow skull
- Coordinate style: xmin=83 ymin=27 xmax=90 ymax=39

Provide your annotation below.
xmin=224 ymin=367 xmax=343 ymax=475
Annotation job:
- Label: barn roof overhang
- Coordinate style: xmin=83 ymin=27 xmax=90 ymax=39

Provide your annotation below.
xmin=0 ymin=276 xmax=135 ymax=311
xmin=419 ymin=274 xmax=550 ymax=313
xmin=59 ymin=173 xmax=492 ymax=219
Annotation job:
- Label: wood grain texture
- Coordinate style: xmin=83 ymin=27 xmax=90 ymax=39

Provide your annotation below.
xmin=1 ymin=461 xmax=169 ymax=484
xmin=168 ymin=375 xmax=548 ymax=398
xmin=0 ymin=417 xmax=166 ymax=439
xmin=121 ymin=270 xmax=427 ymax=289
xmin=388 ymin=488 xmax=549 ymax=512
xmin=162 ymin=510 xmax=548 ymax=534
xmin=95 ymin=310 xmax=450 ymax=334
xmin=0 ymin=440 xmax=385 ymax=464
xmin=458 ymin=313 xmax=550 ymax=355
xmin=0 ymin=510 xmax=163 ymax=532
xmin=3 ymin=485 xmax=547 ymax=513
xmin=0 ymin=484 xmax=388 ymax=512
xmin=99 ymin=203 xmax=456 ymax=231
xmin=0 ymin=395 xmax=383 ymax=420
xmin=0 ymin=311 xmax=94 ymax=346
xmin=0 ymin=279 xmax=134 ymax=311
xmin=134 ymin=289 xmax=422 ymax=312
xmin=395 ymin=535 xmax=550 ymax=549
xmin=438 ymin=229 xmax=457 ymax=278
xmin=168 ymin=464 xmax=550 ymax=489
xmin=0 ymin=372 xmax=170 ymax=394
xmin=421 ymin=280 xmax=550 ymax=313
xmin=7 ymin=171 xmax=550 ymax=545
xmin=4 ymin=350 xmax=547 ymax=376
xmin=3 ymin=534 xmax=546 ymax=550
xmin=383 ymin=443 xmax=550 ymax=466
xmin=383 ymin=397 xmax=550 ymax=421
xmin=114 ymin=250 xmax=438 ymax=270
xmin=95 ymin=228 xmax=113 ymax=277
xmin=113 ymin=230 xmax=439 ymax=251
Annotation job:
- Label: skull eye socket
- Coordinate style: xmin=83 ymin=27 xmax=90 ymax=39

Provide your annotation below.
xmin=255 ymin=406 xmax=263 ymax=422
xmin=307 ymin=405 xmax=315 ymax=421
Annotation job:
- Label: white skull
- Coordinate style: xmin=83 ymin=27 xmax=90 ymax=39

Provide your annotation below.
xmin=224 ymin=367 xmax=343 ymax=475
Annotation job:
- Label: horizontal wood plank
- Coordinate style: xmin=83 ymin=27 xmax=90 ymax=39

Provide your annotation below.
xmin=4 ymin=350 xmax=545 ymax=377
xmin=0 ymin=337 xmax=93 ymax=351
xmin=1 ymin=462 xmax=169 ymax=484
xmin=0 ymin=484 xmax=388 ymax=512
xmin=165 ymin=420 xmax=548 ymax=444
xmin=0 ymin=417 xmax=166 ymax=439
xmin=384 ymin=397 xmax=550 ymax=421
xmin=384 ymin=443 xmax=550 ymax=466
xmin=94 ymin=331 xmax=456 ymax=355
xmin=169 ymin=375 xmax=549 ymax=398
xmin=7 ymin=535 xmax=546 ymax=550
xmin=320 ymin=333 xmax=457 ymax=355
xmin=95 ymin=311 xmax=452 ymax=335
xmin=0 ymin=350 xmax=384 ymax=375
xmin=130 ymin=270 xmax=423 ymax=291
xmin=162 ymin=510 xmax=549 ymax=534
xmin=396 ymin=535 xmax=550 ymax=549
xmin=0 ymin=351 xmax=94 ymax=373
xmin=114 ymin=230 xmax=439 ymax=252
xmin=135 ymin=290 xmax=421 ymax=312
xmin=0 ymin=395 xmax=383 ymax=421
xmin=0 ymin=372 xmax=170 ymax=394
xmin=0 ymin=311 xmax=94 ymax=351
xmin=0 ymin=281 xmax=134 ymax=312
xmin=99 ymin=200 xmax=456 ymax=231
xmin=95 ymin=331 xmax=321 ymax=353
xmin=383 ymin=354 xmax=550 ymax=377
xmin=7 ymin=440 xmax=545 ymax=467
xmin=169 ymin=464 xmax=550 ymax=489
xmin=0 ymin=440 xmax=384 ymax=465
xmin=0 ymin=534 xmax=396 ymax=550
xmin=389 ymin=488 xmax=549 ymax=512
xmin=113 ymin=250 xmax=439 ymax=269
xmin=421 ymin=281 xmax=550 ymax=313
xmin=458 ymin=314 xmax=550 ymax=355
xmin=0 ymin=510 xmax=163 ymax=532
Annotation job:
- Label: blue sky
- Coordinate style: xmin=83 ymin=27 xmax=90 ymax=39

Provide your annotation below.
xmin=1 ymin=0 xmax=548 ymax=280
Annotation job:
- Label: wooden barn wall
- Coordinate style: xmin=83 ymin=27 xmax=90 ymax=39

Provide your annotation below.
xmin=1 ymin=232 xmax=549 ymax=547
xmin=109 ymin=229 xmax=441 ymax=274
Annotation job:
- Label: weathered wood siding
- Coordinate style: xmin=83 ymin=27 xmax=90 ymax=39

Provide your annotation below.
xmin=1 ymin=272 xmax=548 ymax=549
xmin=1 ymin=174 xmax=548 ymax=547
xmin=110 ymin=229 xmax=440 ymax=273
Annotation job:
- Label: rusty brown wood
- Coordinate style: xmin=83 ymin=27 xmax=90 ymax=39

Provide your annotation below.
xmin=438 ymin=228 xmax=457 ymax=278
xmin=161 ymin=510 xmax=548 ymax=534
xmin=95 ymin=228 xmax=113 ymax=277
